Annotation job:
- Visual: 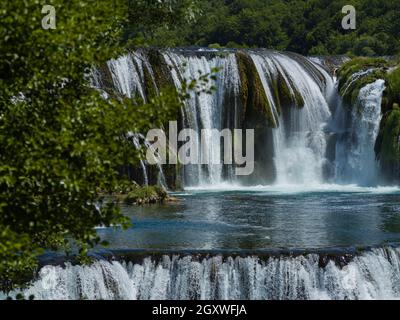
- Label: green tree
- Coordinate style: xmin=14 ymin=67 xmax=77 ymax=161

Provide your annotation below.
xmin=0 ymin=0 xmax=183 ymax=292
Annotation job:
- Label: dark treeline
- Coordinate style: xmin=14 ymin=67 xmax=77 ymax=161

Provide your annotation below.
xmin=126 ymin=0 xmax=400 ymax=56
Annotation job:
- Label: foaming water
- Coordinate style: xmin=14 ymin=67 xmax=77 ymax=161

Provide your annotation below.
xmin=11 ymin=247 xmax=400 ymax=300
xmin=184 ymin=183 xmax=400 ymax=195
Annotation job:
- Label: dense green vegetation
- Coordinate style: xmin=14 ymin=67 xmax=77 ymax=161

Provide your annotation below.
xmin=127 ymin=0 xmax=400 ymax=56
xmin=0 ymin=1 xmax=187 ymax=292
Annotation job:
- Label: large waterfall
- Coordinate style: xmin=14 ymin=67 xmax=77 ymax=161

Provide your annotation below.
xmin=6 ymin=50 xmax=396 ymax=301
xmin=15 ymin=247 xmax=400 ymax=300
xmin=92 ymin=49 xmax=385 ymax=188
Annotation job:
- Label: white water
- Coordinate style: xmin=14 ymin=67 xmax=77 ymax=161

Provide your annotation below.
xmin=185 ymin=183 xmax=400 ymax=195
xmin=106 ymin=53 xmax=166 ymax=186
xmin=131 ymin=134 xmax=149 ymax=186
xmin=96 ymin=50 xmax=388 ymax=189
xmin=14 ymin=247 xmax=400 ymax=300
xmin=107 ymin=52 xmax=152 ymax=100
xmin=164 ymin=52 xmax=241 ymax=186
xmin=251 ymin=52 xmax=333 ymax=185
xmin=334 ymin=80 xmax=385 ymax=186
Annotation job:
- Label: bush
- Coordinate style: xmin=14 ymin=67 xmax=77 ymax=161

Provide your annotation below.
xmin=124 ymin=186 xmax=168 ymax=205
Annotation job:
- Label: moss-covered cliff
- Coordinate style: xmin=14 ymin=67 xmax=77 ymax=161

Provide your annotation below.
xmin=338 ymin=57 xmax=400 ymax=182
xmin=236 ymin=51 xmax=276 ymax=128
xmin=337 ymin=57 xmax=389 ymax=105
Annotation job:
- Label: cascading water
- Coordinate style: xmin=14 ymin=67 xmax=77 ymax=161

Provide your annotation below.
xmin=93 ymin=49 xmax=385 ymax=188
xmin=163 ymin=51 xmax=241 ymax=186
xmin=131 ymin=134 xmax=149 ymax=186
xmin=107 ymin=52 xmax=150 ymax=100
xmin=334 ymin=79 xmax=385 ymax=186
xmin=103 ymin=52 xmax=166 ymax=187
xmin=10 ymin=51 xmax=398 ymax=301
xmin=14 ymin=247 xmax=400 ymax=300
xmin=251 ymin=52 xmax=334 ymax=185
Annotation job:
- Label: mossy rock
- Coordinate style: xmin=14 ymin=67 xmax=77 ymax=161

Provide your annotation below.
xmin=376 ymin=109 xmax=400 ymax=162
xmin=385 ymin=66 xmax=400 ymax=108
xmin=124 ymin=186 xmax=168 ymax=205
xmin=146 ymin=49 xmax=175 ymax=91
xmin=375 ymin=108 xmax=400 ymax=182
xmin=236 ymin=51 xmax=276 ymax=128
xmin=273 ymin=72 xmax=305 ymax=109
xmin=96 ymin=62 xmax=115 ymax=93
xmin=142 ymin=66 xmax=158 ymax=99
xmin=337 ymin=57 xmax=392 ymax=106
xmin=337 ymin=57 xmax=389 ymax=89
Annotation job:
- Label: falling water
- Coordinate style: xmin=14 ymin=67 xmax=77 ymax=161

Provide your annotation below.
xmin=251 ymin=52 xmax=333 ymax=185
xmin=131 ymin=134 xmax=149 ymax=186
xmin=105 ymin=52 xmax=166 ymax=187
xmin=163 ymin=51 xmax=241 ymax=186
xmin=15 ymin=247 xmax=400 ymax=300
xmin=94 ymin=49 xmax=386 ymax=188
xmin=334 ymin=80 xmax=385 ymax=186
xmin=107 ymin=52 xmax=149 ymax=100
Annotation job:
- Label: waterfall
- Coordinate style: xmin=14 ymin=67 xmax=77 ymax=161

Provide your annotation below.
xmin=93 ymin=49 xmax=387 ymax=188
xmin=163 ymin=51 xmax=241 ymax=186
xmin=251 ymin=52 xmax=333 ymax=185
xmin=103 ymin=52 xmax=166 ymax=187
xmin=334 ymin=80 xmax=385 ymax=186
xmin=107 ymin=52 xmax=151 ymax=100
xmin=131 ymin=134 xmax=149 ymax=186
xmin=15 ymin=247 xmax=400 ymax=300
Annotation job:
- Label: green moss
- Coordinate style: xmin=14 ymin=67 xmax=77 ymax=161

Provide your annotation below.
xmin=276 ymin=73 xmax=292 ymax=107
xmin=146 ymin=49 xmax=175 ymax=91
xmin=294 ymin=90 xmax=305 ymax=108
xmin=385 ymin=66 xmax=400 ymax=107
xmin=337 ymin=57 xmax=390 ymax=105
xmin=376 ymin=108 xmax=400 ymax=162
xmin=276 ymin=73 xmax=305 ymax=109
xmin=96 ymin=63 xmax=115 ymax=93
xmin=236 ymin=51 xmax=276 ymax=128
xmin=208 ymin=43 xmax=222 ymax=49
xmin=124 ymin=186 xmax=168 ymax=205
xmin=143 ymin=64 xmax=158 ymax=100
xmin=338 ymin=57 xmax=388 ymax=88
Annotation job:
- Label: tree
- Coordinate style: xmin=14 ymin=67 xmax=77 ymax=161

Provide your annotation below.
xmin=0 ymin=0 xmax=183 ymax=291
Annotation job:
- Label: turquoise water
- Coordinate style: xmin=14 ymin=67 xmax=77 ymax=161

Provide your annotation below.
xmin=97 ymin=185 xmax=400 ymax=251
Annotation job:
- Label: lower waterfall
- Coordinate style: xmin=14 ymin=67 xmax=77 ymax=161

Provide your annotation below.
xmin=14 ymin=247 xmax=400 ymax=300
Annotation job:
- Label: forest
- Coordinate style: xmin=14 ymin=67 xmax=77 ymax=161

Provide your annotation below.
xmin=126 ymin=0 xmax=400 ymax=56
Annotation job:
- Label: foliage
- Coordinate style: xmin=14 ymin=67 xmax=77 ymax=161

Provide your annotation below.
xmin=385 ymin=67 xmax=400 ymax=106
xmin=124 ymin=186 xmax=168 ymax=205
xmin=125 ymin=0 xmax=200 ymax=47
xmin=130 ymin=0 xmax=400 ymax=56
xmin=0 ymin=0 xmax=185 ymax=291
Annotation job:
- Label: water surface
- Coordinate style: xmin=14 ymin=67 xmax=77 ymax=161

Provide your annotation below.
xmin=97 ymin=185 xmax=400 ymax=251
